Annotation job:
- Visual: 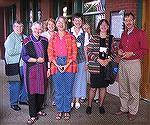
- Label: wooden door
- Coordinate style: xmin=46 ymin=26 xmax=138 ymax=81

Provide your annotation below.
xmin=140 ymin=0 xmax=150 ymax=101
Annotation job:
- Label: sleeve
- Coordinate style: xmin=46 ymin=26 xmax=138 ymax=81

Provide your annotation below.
xmin=4 ymin=35 xmax=21 ymax=56
xmin=71 ymin=35 xmax=77 ymax=62
xmin=111 ymin=36 xmax=118 ymax=56
xmin=21 ymin=44 xmax=30 ymax=63
xmin=119 ymin=34 xmax=123 ymax=50
xmin=84 ymin=32 xmax=89 ymax=46
xmin=47 ymin=37 xmax=56 ymax=63
xmin=87 ymin=39 xmax=99 ymax=62
xmin=134 ymin=31 xmax=148 ymax=57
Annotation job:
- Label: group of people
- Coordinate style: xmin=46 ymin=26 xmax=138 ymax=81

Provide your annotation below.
xmin=4 ymin=12 xmax=148 ymax=124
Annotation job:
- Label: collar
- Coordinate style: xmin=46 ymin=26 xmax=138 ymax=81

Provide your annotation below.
xmin=126 ymin=27 xmax=137 ymax=35
xmin=70 ymin=26 xmax=84 ymax=37
xmin=31 ymin=34 xmax=40 ymax=42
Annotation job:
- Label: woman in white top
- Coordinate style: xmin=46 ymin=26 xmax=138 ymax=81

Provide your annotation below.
xmin=41 ymin=18 xmax=56 ymax=106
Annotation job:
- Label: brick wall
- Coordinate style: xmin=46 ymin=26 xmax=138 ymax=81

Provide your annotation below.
xmin=105 ymin=0 xmax=137 ymax=21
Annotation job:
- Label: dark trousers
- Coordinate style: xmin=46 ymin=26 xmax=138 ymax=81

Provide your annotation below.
xmin=28 ymin=94 xmax=44 ymax=117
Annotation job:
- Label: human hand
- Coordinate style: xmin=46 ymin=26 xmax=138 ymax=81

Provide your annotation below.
xmin=118 ymin=49 xmax=124 ymax=56
xmin=97 ymin=58 xmax=108 ymax=67
xmin=47 ymin=69 xmax=51 ymax=77
xmin=122 ymin=52 xmax=133 ymax=59
xmin=37 ymin=57 xmax=45 ymax=63
xmin=59 ymin=65 xmax=66 ymax=73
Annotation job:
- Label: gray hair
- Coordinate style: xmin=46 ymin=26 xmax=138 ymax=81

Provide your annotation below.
xmin=31 ymin=21 xmax=43 ymax=30
xmin=13 ymin=20 xmax=23 ymax=28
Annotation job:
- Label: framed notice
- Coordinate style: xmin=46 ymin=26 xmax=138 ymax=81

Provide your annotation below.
xmin=110 ymin=10 xmax=125 ymax=40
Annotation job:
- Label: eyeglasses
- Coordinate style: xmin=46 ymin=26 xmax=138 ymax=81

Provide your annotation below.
xmin=124 ymin=19 xmax=134 ymax=23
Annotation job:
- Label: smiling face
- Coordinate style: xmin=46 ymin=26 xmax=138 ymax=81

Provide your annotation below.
xmin=56 ymin=17 xmax=66 ymax=31
xmin=124 ymin=15 xmax=135 ymax=31
xmin=47 ymin=20 xmax=55 ymax=32
xmin=32 ymin=23 xmax=43 ymax=38
xmin=83 ymin=24 xmax=91 ymax=34
xmin=99 ymin=21 xmax=109 ymax=33
xmin=72 ymin=17 xmax=82 ymax=29
xmin=13 ymin=23 xmax=23 ymax=35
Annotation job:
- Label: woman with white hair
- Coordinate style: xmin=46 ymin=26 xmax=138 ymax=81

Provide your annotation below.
xmin=21 ymin=21 xmax=48 ymax=124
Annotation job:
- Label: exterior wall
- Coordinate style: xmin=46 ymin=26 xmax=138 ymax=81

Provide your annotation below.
xmin=105 ymin=0 xmax=137 ymax=22
xmin=0 ymin=0 xmax=20 ymax=59
xmin=0 ymin=8 xmax=4 ymax=59
xmin=105 ymin=0 xmax=137 ymax=96
xmin=140 ymin=0 xmax=150 ymax=100
xmin=104 ymin=0 xmax=150 ymax=100
xmin=15 ymin=0 xmax=20 ymax=20
xmin=0 ymin=0 xmax=20 ymax=19
xmin=40 ymin=0 xmax=53 ymax=21
xmin=0 ymin=0 xmax=17 ymax=7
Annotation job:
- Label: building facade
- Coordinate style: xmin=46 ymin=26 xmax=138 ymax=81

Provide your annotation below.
xmin=0 ymin=0 xmax=150 ymax=101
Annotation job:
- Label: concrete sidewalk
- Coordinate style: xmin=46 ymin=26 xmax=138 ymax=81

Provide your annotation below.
xmin=0 ymin=59 xmax=150 ymax=125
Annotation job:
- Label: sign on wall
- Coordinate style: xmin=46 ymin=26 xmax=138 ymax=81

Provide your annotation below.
xmin=110 ymin=10 xmax=125 ymax=40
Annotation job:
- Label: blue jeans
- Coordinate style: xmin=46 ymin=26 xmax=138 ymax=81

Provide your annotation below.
xmin=9 ymin=66 xmax=28 ymax=105
xmin=52 ymin=56 xmax=75 ymax=112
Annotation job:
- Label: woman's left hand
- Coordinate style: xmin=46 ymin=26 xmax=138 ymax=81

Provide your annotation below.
xmin=59 ymin=65 xmax=66 ymax=73
xmin=104 ymin=58 xmax=111 ymax=66
xmin=47 ymin=69 xmax=51 ymax=77
xmin=97 ymin=58 xmax=110 ymax=67
xmin=59 ymin=60 xmax=73 ymax=73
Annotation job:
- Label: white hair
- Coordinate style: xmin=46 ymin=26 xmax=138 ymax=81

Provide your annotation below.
xmin=31 ymin=21 xmax=43 ymax=30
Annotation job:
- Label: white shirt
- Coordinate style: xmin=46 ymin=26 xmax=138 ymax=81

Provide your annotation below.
xmin=70 ymin=26 xmax=89 ymax=46
xmin=41 ymin=31 xmax=51 ymax=40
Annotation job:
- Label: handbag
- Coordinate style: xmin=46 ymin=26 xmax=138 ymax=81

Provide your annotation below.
xmin=4 ymin=35 xmax=24 ymax=76
xmin=5 ymin=63 xmax=20 ymax=76
xmin=104 ymin=60 xmax=118 ymax=84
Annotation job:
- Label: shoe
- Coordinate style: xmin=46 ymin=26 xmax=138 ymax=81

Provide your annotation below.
xmin=115 ymin=111 xmax=129 ymax=115
xmin=56 ymin=112 xmax=63 ymax=120
xmin=71 ymin=102 xmax=74 ymax=108
xmin=11 ymin=105 xmax=21 ymax=111
xmin=27 ymin=117 xmax=38 ymax=125
xmin=52 ymin=101 xmax=56 ymax=106
xmin=99 ymin=106 xmax=105 ymax=114
xmin=19 ymin=101 xmax=28 ymax=105
xmin=94 ymin=99 xmax=99 ymax=104
xmin=75 ymin=102 xmax=80 ymax=109
xmin=128 ymin=113 xmax=136 ymax=121
xmin=80 ymin=97 xmax=86 ymax=103
xmin=64 ymin=112 xmax=70 ymax=120
xmin=37 ymin=111 xmax=47 ymax=116
xmin=86 ymin=106 xmax=92 ymax=114
xmin=41 ymin=103 xmax=47 ymax=109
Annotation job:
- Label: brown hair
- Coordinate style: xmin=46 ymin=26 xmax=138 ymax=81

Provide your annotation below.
xmin=45 ymin=18 xmax=55 ymax=31
xmin=124 ymin=12 xmax=135 ymax=20
xmin=72 ymin=13 xmax=83 ymax=21
xmin=96 ymin=19 xmax=109 ymax=34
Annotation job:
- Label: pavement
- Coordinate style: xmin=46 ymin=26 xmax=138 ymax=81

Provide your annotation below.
xmin=0 ymin=60 xmax=150 ymax=125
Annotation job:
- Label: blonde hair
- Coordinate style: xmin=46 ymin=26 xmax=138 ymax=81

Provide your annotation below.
xmin=44 ymin=18 xmax=55 ymax=31
xmin=55 ymin=16 xmax=68 ymax=24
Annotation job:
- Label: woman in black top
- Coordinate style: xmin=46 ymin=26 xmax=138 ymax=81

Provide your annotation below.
xmin=86 ymin=19 xmax=115 ymax=114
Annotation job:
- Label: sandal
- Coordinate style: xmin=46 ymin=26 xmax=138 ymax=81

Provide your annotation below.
xmin=56 ymin=112 xmax=63 ymax=120
xmin=64 ymin=112 xmax=70 ymax=120
xmin=27 ymin=117 xmax=38 ymax=125
xmin=37 ymin=111 xmax=47 ymax=116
